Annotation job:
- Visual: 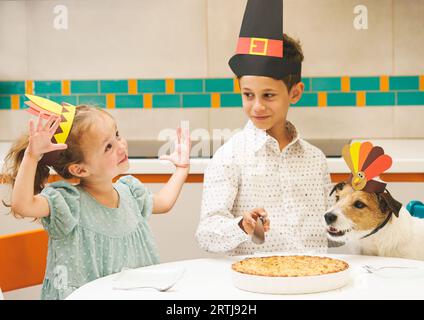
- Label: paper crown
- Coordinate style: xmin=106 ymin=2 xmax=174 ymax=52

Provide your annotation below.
xmin=342 ymin=141 xmax=393 ymax=193
xmin=228 ymin=0 xmax=301 ymax=79
xmin=25 ymin=94 xmax=76 ymax=144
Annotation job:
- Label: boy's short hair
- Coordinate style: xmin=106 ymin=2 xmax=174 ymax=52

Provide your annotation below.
xmin=281 ymin=33 xmax=304 ymax=91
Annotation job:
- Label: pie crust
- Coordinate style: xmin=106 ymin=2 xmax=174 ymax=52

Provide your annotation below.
xmin=232 ymin=255 xmax=349 ymax=277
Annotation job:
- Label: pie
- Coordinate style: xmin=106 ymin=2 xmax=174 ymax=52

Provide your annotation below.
xmin=231 ymin=255 xmax=349 ymax=277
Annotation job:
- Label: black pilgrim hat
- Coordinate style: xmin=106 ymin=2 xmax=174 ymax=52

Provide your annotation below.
xmin=228 ymin=0 xmax=301 ymax=79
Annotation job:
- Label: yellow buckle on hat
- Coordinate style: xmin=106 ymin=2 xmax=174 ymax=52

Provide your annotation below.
xmin=249 ymin=37 xmax=269 ymax=56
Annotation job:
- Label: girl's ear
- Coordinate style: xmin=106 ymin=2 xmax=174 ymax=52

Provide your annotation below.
xmin=68 ymin=163 xmax=89 ymax=178
xmin=289 ymin=82 xmax=304 ymax=104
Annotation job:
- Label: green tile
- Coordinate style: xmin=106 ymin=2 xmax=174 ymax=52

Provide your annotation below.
xmin=152 ymin=94 xmax=181 ymax=108
xmin=20 ymin=94 xmax=49 ymax=109
xmin=220 ymin=93 xmax=242 ymax=107
xmin=78 ymin=95 xmax=107 ymax=108
xmin=47 ymin=95 xmax=78 ymax=105
xmin=175 ymin=79 xmax=203 ymax=93
xmin=350 ymin=77 xmax=380 ymax=91
xmin=397 ymin=92 xmax=424 ymax=105
xmin=138 ymin=80 xmax=166 ymax=93
xmin=100 ymin=80 xmax=128 ymax=93
xmin=70 ymin=80 xmax=99 ymax=94
xmin=311 ymin=77 xmax=341 ymax=91
xmin=292 ymin=93 xmax=318 ymax=107
xmin=34 ymin=81 xmax=61 ymax=94
xmin=115 ymin=95 xmax=143 ymax=108
xmin=301 ymin=78 xmax=311 ymax=91
xmin=182 ymin=94 xmax=211 ymax=108
xmin=205 ymin=79 xmax=234 ymax=92
xmin=390 ymin=76 xmax=419 ymax=90
xmin=366 ymin=92 xmax=395 ymax=106
xmin=327 ymin=93 xmax=356 ymax=106
xmin=20 ymin=95 xmax=28 ymax=109
xmin=0 ymin=96 xmax=11 ymax=109
xmin=0 ymin=81 xmax=25 ymax=94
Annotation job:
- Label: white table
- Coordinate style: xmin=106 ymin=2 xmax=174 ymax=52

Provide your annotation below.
xmin=66 ymin=254 xmax=424 ymax=300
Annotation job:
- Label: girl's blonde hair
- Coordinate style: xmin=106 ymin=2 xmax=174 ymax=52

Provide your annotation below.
xmin=1 ymin=105 xmax=113 ymax=216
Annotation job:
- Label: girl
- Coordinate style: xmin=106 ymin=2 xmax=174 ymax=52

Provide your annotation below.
xmin=3 ymin=101 xmax=190 ymax=299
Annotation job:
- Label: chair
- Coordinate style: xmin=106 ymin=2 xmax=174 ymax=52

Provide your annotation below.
xmin=0 ymin=229 xmax=48 ymax=293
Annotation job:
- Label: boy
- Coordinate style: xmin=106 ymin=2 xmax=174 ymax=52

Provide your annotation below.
xmin=196 ymin=0 xmax=334 ymax=255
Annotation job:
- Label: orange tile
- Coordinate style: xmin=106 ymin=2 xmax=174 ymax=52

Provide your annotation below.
xmin=318 ymin=92 xmax=327 ymax=107
xmin=420 ymin=76 xmax=424 ymax=91
xmin=11 ymin=95 xmax=20 ymax=110
xmin=233 ymin=78 xmax=240 ymax=93
xmin=143 ymin=94 xmax=152 ymax=108
xmin=356 ymin=91 xmax=366 ymax=107
xmin=62 ymin=80 xmax=70 ymax=95
xmin=211 ymin=93 xmax=220 ymax=108
xmin=165 ymin=79 xmax=175 ymax=94
xmin=25 ymin=80 xmax=33 ymax=94
xmin=106 ymin=94 xmax=115 ymax=109
xmin=128 ymin=79 xmax=137 ymax=94
xmin=341 ymin=77 xmax=350 ymax=92
xmin=380 ymin=76 xmax=389 ymax=91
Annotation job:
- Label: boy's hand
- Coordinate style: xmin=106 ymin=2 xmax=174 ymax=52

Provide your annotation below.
xmin=26 ymin=114 xmax=68 ymax=160
xmin=239 ymin=208 xmax=270 ymax=235
xmin=160 ymin=127 xmax=191 ymax=168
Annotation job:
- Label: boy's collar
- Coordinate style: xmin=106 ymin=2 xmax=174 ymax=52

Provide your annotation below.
xmin=245 ymin=120 xmax=300 ymax=153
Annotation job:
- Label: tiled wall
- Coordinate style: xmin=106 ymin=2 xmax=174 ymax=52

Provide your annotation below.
xmin=1 ymin=76 xmax=424 ymax=109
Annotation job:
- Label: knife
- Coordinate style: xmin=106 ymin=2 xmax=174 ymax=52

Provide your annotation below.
xmin=252 ymin=216 xmax=265 ymax=245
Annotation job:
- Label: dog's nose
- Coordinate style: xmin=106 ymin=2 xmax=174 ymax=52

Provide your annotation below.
xmin=324 ymin=212 xmax=337 ymax=225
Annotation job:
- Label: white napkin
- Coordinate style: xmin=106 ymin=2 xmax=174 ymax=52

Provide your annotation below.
xmin=112 ymin=267 xmax=185 ymax=291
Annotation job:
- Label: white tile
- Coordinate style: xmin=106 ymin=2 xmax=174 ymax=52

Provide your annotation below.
xmin=0 ymin=110 xmax=31 ymax=141
xmin=393 ymin=107 xmax=424 ymax=138
xmin=206 ymin=0 xmax=247 ymax=77
xmin=285 ymin=0 xmax=393 ymax=76
xmin=109 ymin=108 xmax=209 ymax=140
xmin=288 ymin=107 xmax=395 ymax=139
xmin=0 ymin=1 xmax=28 ymax=80
xmin=393 ymin=0 xmax=424 ymax=74
xmin=26 ymin=0 xmax=208 ymax=79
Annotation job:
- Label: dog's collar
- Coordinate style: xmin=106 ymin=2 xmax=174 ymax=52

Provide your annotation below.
xmin=361 ymin=211 xmax=393 ymax=239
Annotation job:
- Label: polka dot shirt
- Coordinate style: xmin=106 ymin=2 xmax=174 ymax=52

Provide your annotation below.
xmin=196 ymin=120 xmax=334 ymax=255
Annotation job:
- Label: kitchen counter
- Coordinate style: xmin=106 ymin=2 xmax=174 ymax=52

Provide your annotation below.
xmin=1 ymin=140 xmax=423 ymax=179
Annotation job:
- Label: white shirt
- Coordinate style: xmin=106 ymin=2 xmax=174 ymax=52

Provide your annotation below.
xmin=196 ymin=120 xmax=334 ymax=255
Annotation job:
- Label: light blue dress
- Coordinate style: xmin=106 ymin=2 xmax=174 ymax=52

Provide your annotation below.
xmin=39 ymin=175 xmax=159 ymax=300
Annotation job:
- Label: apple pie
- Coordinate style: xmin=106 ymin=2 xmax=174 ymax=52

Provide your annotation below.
xmin=231 ymin=255 xmax=349 ymax=277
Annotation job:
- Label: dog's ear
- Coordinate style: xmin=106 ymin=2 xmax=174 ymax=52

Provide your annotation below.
xmin=378 ymin=189 xmax=402 ymax=218
xmin=330 ymin=182 xmax=346 ymax=197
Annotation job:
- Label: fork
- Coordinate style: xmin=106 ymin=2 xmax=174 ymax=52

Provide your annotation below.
xmin=113 ymin=285 xmax=172 ymax=292
xmin=362 ymin=265 xmax=420 ymax=273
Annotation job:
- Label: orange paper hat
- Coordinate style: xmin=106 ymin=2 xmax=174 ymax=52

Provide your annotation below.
xmin=25 ymin=94 xmax=76 ymax=144
xmin=342 ymin=141 xmax=392 ymax=193
xmin=24 ymin=94 xmax=76 ymax=165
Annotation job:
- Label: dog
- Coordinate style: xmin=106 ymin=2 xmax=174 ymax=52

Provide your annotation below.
xmin=324 ymin=182 xmax=424 ymax=261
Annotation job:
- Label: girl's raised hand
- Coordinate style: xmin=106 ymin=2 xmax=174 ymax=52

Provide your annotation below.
xmin=26 ymin=113 xmax=68 ymax=159
xmin=159 ymin=127 xmax=191 ymax=168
